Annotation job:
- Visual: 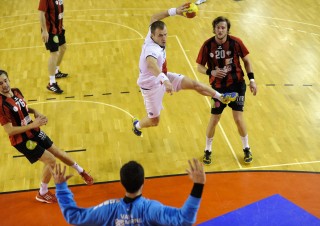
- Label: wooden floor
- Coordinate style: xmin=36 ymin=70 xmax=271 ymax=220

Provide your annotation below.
xmin=0 ymin=0 xmax=319 ymax=224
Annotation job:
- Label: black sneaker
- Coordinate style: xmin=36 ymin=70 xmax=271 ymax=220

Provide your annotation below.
xmin=55 ymin=70 xmax=68 ymax=78
xmin=203 ymin=150 xmax=212 ymax=165
xmin=47 ymin=82 xmax=63 ymax=94
xmin=243 ymin=147 xmax=253 ymax=164
xmin=132 ymin=118 xmax=142 ymax=137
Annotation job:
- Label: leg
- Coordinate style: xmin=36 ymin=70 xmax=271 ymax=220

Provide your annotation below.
xmin=232 ymin=110 xmax=253 ymax=163
xmin=47 ymin=51 xmax=63 ymax=93
xmin=203 ymin=114 xmax=221 ymax=165
xmin=48 ymin=51 xmax=59 ymax=77
xmin=36 ymin=150 xmax=57 ymax=203
xmin=46 ymin=143 xmax=75 ymax=166
xmin=56 ymin=43 xmax=67 ymax=67
xmin=180 ymin=76 xmax=217 ymax=97
xmin=232 ymin=110 xmax=247 ymax=137
xmin=140 ymin=116 xmax=160 ymax=128
xmin=38 ymin=150 xmax=56 ymax=184
xmin=47 ymin=143 xmax=94 ymax=185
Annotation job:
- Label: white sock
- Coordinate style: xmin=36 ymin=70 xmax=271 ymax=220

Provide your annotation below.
xmin=55 ymin=66 xmax=60 ymax=74
xmin=72 ymin=162 xmax=84 ymax=174
xmin=241 ymin=134 xmax=249 ymax=149
xmin=49 ymin=75 xmax=56 ymax=85
xmin=39 ymin=182 xmax=48 ymax=195
xmin=135 ymin=121 xmax=141 ymax=130
xmin=205 ymin=136 xmax=213 ymax=152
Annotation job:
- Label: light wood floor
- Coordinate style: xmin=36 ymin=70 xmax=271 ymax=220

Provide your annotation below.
xmin=0 ymin=0 xmax=319 ymax=192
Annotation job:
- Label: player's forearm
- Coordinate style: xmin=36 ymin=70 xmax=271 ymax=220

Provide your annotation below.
xmin=39 ymin=11 xmax=47 ymax=31
xmin=197 ymin=64 xmax=207 ymax=75
xmin=3 ymin=123 xmax=38 ymax=136
xmin=150 ymin=10 xmax=170 ymax=24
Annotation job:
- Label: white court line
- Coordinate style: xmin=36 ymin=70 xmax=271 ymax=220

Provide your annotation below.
xmin=174 ymin=35 xmax=243 ymax=169
xmin=28 ymin=100 xmax=134 ymax=118
xmin=243 ymin=160 xmax=320 ymax=170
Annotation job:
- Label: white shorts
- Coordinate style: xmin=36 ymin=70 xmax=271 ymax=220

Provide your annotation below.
xmin=141 ymin=72 xmax=184 ymax=118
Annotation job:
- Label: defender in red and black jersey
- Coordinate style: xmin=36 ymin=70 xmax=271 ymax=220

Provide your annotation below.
xmin=0 ymin=70 xmax=93 ymax=203
xmin=196 ymin=16 xmax=258 ymax=165
xmin=39 ymin=0 xmax=68 ymax=94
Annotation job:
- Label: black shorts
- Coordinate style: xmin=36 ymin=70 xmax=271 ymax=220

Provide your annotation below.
xmin=211 ymin=81 xmax=247 ymax=115
xmin=14 ymin=131 xmax=53 ymax=164
xmin=45 ymin=29 xmax=66 ymax=52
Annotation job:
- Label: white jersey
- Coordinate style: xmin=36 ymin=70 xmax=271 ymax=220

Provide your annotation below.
xmin=138 ymin=27 xmax=167 ymax=89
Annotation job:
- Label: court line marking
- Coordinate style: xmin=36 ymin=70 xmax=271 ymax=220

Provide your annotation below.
xmin=28 ymin=100 xmax=134 ymax=118
xmin=243 ymin=160 xmax=320 ymax=170
xmin=1 ymin=8 xmax=319 ymax=28
xmin=174 ymin=35 xmax=243 ymax=169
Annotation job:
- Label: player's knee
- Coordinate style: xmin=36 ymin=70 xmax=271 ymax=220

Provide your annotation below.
xmin=59 ymin=44 xmax=67 ymax=53
xmin=150 ymin=117 xmax=160 ymax=126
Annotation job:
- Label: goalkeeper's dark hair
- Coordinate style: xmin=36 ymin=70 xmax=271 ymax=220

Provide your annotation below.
xmin=120 ymin=161 xmax=145 ymax=193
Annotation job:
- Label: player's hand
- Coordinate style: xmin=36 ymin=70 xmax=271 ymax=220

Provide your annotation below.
xmin=163 ymin=80 xmax=173 ymax=95
xmin=176 ymin=2 xmax=191 ymax=16
xmin=212 ymin=67 xmax=227 ymax=79
xmin=50 ymin=163 xmax=73 ymax=185
xmin=34 ymin=111 xmax=48 ymax=122
xmin=250 ymin=81 xmax=257 ymax=96
xmin=33 ymin=115 xmax=48 ymax=127
xmin=186 ymin=158 xmax=206 ymax=184
xmin=41 ymin=30 xmax=49 ymax=43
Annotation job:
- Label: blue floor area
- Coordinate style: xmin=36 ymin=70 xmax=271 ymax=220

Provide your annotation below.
xmin=199 ymin=194 xmax=320 ymax=226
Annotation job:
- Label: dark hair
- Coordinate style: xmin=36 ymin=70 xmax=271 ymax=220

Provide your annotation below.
xmin=150 ymin=20 xmax=166 ymax=35
xmin=212 ymin=16 xmax=231 ymax=33
xmin=120 ymin=161 xmax=144 ymax=193
xmin=0 ymin=70 xmax=8 ymax=78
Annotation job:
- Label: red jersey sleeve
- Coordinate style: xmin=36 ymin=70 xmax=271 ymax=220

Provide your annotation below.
xmin=0 ymin=102 xmax=11 ymax=126
xmin=38 ymin=0 xmax=48 ymax=11
xmin=196 ymin=40 xmax=210 ymax=66
xmin=231 ymin=36 xmax=249 ymax=58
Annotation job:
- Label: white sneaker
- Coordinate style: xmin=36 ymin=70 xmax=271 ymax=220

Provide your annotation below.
xmin=195 ymin=0 xmax=206 ymax=5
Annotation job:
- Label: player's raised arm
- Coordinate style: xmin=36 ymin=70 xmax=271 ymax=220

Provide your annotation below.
xmin=150 ymin=3 xmax=189 ymax=24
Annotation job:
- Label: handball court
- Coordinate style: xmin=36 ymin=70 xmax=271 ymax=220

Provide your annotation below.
xmin=0 ymin=0 xmax=320 ymax=225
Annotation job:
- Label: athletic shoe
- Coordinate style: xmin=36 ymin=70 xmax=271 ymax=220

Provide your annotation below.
xmin=36 ymin=191 xmax=57 ymax=204
xmin=80 ymin=170 xmax=94 ymax=185
xmin=203 ymin=150 xmax=212 ymax=165
xmin=47 ymin=82 xmax=63 ymax=94
xmin=195 ymin=0 xmax=206 ymax=5
xmin=132 ymin=118 xmax=142 ymax=137
xmin=220 ymin=92 xmax=238 ymax=104
xmin=243 ymin=147 xmax=253 ymax=164
xmin=55 ymin=70 xmax=68 ymax=78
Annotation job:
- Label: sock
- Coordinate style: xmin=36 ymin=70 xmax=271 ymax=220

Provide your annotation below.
xmin=213 ymin=91 xmax=221 ymax=99
xmin=241 ymin=134 xmax=249 ymax=149
xmin=39 ymin=182 xmax=48 ymax=195
xmin=205 ymin=136 xmax=213 ymax=152
xmin=72 ymin=162 xmax=84 ymax=174
xmin=55 ymin=66 xmax=60 ymax=74
xmin=49 ymin=75 xmax=56 ymax=85
xmin=135 ymin=121 xmax=141 ymax=130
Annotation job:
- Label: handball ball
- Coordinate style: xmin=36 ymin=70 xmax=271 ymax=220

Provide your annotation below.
xmin=183 ymin=3 xmax=198 ymax=18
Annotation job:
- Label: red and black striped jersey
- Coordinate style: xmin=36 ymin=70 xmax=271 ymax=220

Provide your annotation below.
xmin=0 ymin=88 xmax=39 ymax=146
xmin=196 ymin=35 xmax=249 ymax=89
xmin=38 ymin=0 xmax=64 ymax=35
